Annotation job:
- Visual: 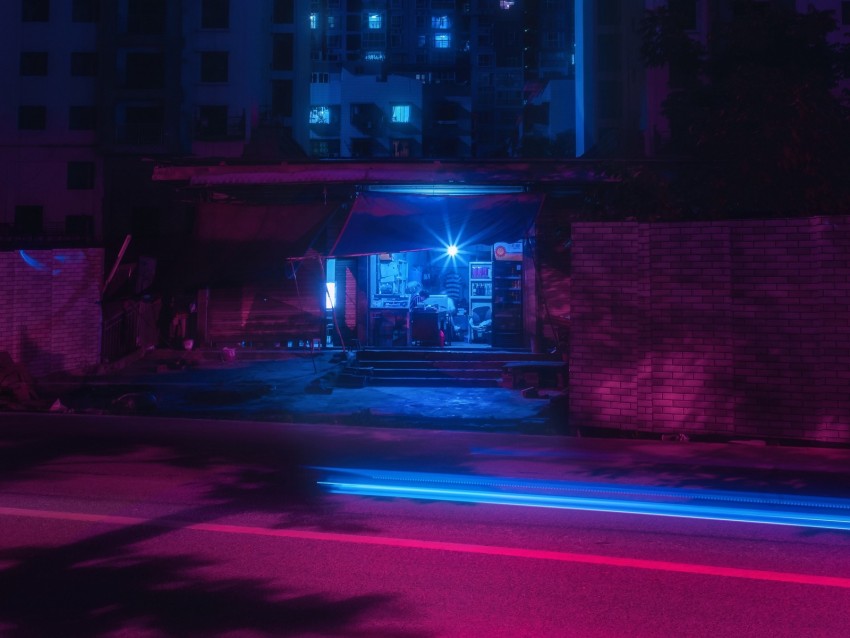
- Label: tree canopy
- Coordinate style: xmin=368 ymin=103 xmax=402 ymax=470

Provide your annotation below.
xmin=638 ymin=0 xmax=850 ymax=218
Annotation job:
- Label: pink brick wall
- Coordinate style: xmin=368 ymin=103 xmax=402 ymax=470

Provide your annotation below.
xmin=570 ymin=217 xmax=850 ymax=443
xmin=0 ymin=248 xmax=104 ymax=377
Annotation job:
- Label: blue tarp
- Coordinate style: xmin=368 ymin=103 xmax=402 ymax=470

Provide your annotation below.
xmin=329 ymin=192 xmax=544 ymax=257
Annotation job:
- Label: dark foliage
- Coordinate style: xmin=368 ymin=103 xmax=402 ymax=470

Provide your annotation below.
xmin=637 ymin=1 xmax=850 ymax=218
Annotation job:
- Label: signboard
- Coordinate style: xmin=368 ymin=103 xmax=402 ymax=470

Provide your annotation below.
xmin=494 ymin=242 xmax=523 ymax=261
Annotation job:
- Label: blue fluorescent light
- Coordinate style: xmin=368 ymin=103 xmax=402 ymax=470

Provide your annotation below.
xmin=366 ymin=184 xmax=525 ymax=195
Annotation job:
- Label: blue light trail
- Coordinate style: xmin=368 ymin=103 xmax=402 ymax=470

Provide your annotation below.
xmin=314 ymin=468 xmax=850 ymax=532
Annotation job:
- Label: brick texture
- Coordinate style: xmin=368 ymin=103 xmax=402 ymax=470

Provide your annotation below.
xmin=570 ymin=217 xmax=850 ymax=443
xmin=0 ymin=248 xmax=103 ymax=377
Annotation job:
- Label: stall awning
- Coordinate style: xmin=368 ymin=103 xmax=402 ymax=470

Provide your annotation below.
xmin=329 ymin=192 xmax=544 ymax=257
xmin=176 ymin=201 xmax=336 ymax=287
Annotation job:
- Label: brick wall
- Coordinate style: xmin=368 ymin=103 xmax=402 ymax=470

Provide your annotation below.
xmin=0 ymin=248 xmax=103 ymax=377
xmin=570 ymin=217 xmax=850 ymax=443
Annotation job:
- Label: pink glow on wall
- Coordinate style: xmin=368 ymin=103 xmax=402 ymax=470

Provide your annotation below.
xmin=570 ymin=217 xmax=850 ymax=443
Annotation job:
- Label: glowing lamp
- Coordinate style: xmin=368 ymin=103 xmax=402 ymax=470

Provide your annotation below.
xmin=446 ymin=244 xmax=459 ymax=257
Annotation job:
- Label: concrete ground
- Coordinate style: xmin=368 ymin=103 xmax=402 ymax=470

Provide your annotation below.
xmin=6 ymin=346 xmax=850 ymax=500
xmin=36 ymin=348 xmax=566 ymax=434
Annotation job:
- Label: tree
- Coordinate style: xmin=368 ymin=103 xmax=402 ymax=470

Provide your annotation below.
xmin=639 ymin=1 xmax=850 ymax=218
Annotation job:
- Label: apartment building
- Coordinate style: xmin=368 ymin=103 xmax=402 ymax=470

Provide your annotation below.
xmin=0 ymin=0 xmax=103 ymax=246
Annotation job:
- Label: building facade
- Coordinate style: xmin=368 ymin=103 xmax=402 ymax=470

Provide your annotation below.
xmin=0 ymin=0 xmax=103 ymax=248
xmin=4 ymin=0 xmax=850 ymax=366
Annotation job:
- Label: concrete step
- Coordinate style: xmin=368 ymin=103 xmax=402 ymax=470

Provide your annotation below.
xmin=364 ymin=376 xmax=502 ymax=388
xmin=338 ymin=348 xmax=565 ymax=388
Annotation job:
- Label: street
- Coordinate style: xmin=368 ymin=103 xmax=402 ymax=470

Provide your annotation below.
xmin=1 ymin=413 xmax=850 ymax=637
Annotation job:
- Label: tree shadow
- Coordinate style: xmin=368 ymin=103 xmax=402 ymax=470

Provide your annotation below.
xmin=0 ymin=528 xmax=426 ymax=638
xmin=0 ymin=420 xmax=445 ymax=636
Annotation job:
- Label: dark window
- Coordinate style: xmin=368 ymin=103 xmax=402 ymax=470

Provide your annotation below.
xmin=200 ymin=51 xmax=228 ymax=82
xmin=67 ymin=161 xmax=96 ymax=190
xmin=66 ymin=214 xmax=94 ymax=238
xmin=201 ymin=0 xmax=229 ymax=29
xmin=71 ymin=52 xmax=98 ymax=76
xmin=351 ymin=138 xmax=372 ymax=158
xmin=20 ymin=52 xmax=48 ymax=76
xmin=22 ymin=0 xmax=50 ymax=22
xmin=273 ymin=0 xmax=293 ymax=23
xmin=125 ymin=52 xmax=165 ymax=89
xmin=272 ymin=34 xmax=294 ymax=70
xmin=123 ymin=106 xmax=163 ymax=144
xmin=310 ymin=139 xmax=340 ymax=158
xmin=15 ymin=206 xmax=44 ymax=234
xmin=72 ymin=0 xmax=99 ymax=22
xmin=69 ymin=105 xmax=97 ymax=130
xmin=18 ymin=105 xmax=47 ymax=130
xmin=196 ymin=105 xmax=228 ymax=137
xmin=271 ymin=79 xmax=293 ymax=117
xmin=843 ymin=2 xmax=850 ymax=26
xmin=127 ymin=0 xmax=166 ymax=34
xmin=391 ymin=139 xmax=411 ymax=158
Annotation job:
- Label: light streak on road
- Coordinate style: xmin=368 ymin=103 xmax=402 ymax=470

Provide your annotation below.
xmin=2 ymin=505 xmax=850 ymax=589
xmin=314 ymin=467 xmax=850 ymax=532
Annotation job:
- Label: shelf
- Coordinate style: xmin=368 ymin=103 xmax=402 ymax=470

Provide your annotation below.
xmin=468 ymin=261 xmax=493 ymax=345
xmin=491 ymin=259 xmax=522 ymax=347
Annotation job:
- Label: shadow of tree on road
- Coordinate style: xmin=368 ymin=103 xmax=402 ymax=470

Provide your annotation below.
xmin=0 ymin=419 xmax=443 ymax=637
xmin=0 ymin=527 xmax=425 ymax=638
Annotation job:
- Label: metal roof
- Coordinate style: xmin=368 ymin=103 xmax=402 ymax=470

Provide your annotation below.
xmin=152 ymin=160 xmax=616 ymax=187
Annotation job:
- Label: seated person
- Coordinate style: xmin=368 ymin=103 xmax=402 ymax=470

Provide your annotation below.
xmin=410 ymin=289 xmax=430 ymax=309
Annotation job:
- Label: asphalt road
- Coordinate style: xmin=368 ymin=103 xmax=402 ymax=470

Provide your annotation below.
xmin=1 ymin=413 xmax=850 ymax=637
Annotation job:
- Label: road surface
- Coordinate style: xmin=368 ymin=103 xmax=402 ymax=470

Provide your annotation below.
xmin=1 ymin=413 xmax=849 ymax=637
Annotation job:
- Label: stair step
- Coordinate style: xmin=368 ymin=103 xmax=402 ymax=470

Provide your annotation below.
xmin=337 ymin=348 xmax=564 ymax=389
xmin=367 ymin=368 xmax=502 ymax=378
xmin=366 ymin=377 xmax=502 ymax=388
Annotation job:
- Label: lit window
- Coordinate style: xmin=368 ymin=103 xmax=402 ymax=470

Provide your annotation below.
xmin=431 ymin=15 xmax=451 ymax=29
xmin=310 ymin=13 xmax=317 ymax=28
xmin=433 ymin=33 xmax=451 ymax=48
xmin=391 ymin=104 xmax=410 ymax=123
xmin=500 ymin=0 xmax=515 ymax=8
xmin=310 ymin=106 xmax=330 ymax=124
xmin=368 ymin=13 xmax=382 ymax=29
xmin=310 ymin=72 xmax=329 ymax=83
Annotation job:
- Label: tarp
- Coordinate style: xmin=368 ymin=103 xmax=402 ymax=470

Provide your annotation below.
xmin=172 ymin=202 xmax=337 ymax=287
xmin=329 ymin=192 xmax=544 ymax=257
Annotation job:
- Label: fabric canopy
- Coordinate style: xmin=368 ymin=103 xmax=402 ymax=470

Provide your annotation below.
xmin=175 ymin=202 xmax=334 ymax=286
xmin=329 ymin=192 xmax=544 ymax=257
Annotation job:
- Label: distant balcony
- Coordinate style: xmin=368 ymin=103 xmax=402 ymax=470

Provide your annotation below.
xmin=350 ymin=103 xmax=382 ymax=136
xmin=193 ymin=113 xmax=246 ymax=141
xmin=0 ymin=220 xmax=97 ymax=249
xmin=114 ymin=123 xmax=165 ymax=146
